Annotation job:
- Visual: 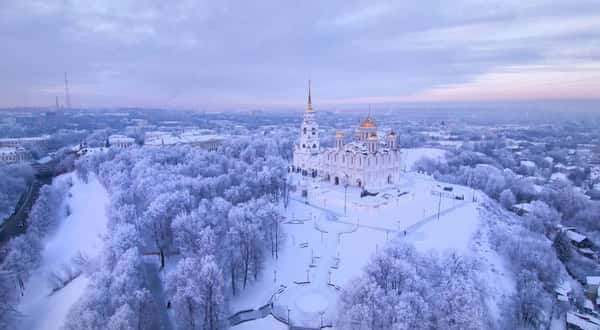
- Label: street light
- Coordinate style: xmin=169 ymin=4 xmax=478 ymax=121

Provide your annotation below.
xmin=343 ymin=174 xmax=349 ymax=216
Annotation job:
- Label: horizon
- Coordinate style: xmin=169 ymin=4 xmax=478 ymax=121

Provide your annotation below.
xmin=1 ymin=1 xmax=600 ymax=109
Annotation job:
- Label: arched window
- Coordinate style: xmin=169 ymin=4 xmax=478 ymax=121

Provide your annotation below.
xmin=303 ymin=127 xmax=307 ymax=134
xmin=302 ymin=144 xmax=306 ymax=148
xmin=312 ymin=128 xmax=316 ymax=135
xmin=312 ymin=144 xmax=316 ymax=148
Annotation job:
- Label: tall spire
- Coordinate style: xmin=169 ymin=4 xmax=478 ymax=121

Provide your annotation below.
xmin=307 ymin=80 xmax=313 ymax=112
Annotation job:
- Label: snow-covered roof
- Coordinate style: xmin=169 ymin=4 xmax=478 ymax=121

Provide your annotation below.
xmin=587 ymin=276 xmax=600 ymax=286
xmin=0 ymin=135 xmax=50 ymax=142
xmin=580 ymin=248 xmax=595 ymax=255
xmin=512 ymin=203 xmax=533 ymax=213
xmin=567 ymin=230 xmax=587 ymax=244
xmin=145 ymin=131 xmax=225 ymax=147
xmin=555 ymin=282 xmax=572 ymax=296
xmin=108 ymin=134 xmax=135 ymax=143
xmin=520 ymin=160 xmax=536 ymax=168
xmin=567 ymin=312 xmax=600 ymax=330
xmin=585 ymin=299 xmax=595 ymax=310
xmin=550 ymin=172 xmax=569 ymax=182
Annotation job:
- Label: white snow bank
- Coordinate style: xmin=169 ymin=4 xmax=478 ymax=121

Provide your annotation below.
xmin=17 ymin=173 xmax=110 ymax=330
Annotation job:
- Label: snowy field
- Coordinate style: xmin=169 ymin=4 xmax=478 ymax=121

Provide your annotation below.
xmin=230 ymin=167 xmax=511 ymax=328
xmin=16 ymin=174 xmax=109 ymax=330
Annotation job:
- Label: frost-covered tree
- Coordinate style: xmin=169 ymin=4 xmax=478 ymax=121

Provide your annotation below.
xmin=338 ymin=241 xmax=489 ymax=330
xmin=499 ymin=189 xmax=516 ymax=209
xmin=168 ymin=256 xmax=224 ymax=330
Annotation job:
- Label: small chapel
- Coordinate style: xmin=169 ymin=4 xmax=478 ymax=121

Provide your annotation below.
xmin=292 ymin=82 xmax=402 ymax=190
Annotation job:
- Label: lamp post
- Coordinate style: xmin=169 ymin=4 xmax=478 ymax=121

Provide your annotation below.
xmin=343 ymin=174 xmax=349 ymax=216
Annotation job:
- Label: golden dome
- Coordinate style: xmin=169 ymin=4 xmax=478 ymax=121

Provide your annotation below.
xmin=335 ymin=131 xmax=345 ymax=138
xmin=360 ymin=117 xmax=376 ymax=128
xmin=367 ymin=133 xmax=378 ymax=140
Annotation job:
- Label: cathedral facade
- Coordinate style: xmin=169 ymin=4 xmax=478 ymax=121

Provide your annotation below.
xmin=292 ymin=83 xmax=402 ymax=190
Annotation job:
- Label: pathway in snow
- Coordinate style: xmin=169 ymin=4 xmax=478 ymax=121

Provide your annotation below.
xmin=232 ymin=172 xmax=479 ymax=329
xmin=17 ymin=174 xmax=109 ymax=330
xmin=292 ymin=195 xmax=470 ymax=235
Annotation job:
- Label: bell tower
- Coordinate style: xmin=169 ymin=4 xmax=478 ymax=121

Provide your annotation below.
xmin=293 ymin=81 xmax=320 ymax=174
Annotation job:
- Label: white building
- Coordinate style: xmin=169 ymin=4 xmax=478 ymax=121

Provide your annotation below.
xmin=108 ymin=134 xmax=136 ymax=149
xmin=144 ymin=130 xmax=224 ymax=151
xmin=292 ymin=83 xmax=401 ymax=190
xmin=0 ymin=135 xmax=50 ymax=150
xmin=0 ymin=147 xmax=32 ymax=163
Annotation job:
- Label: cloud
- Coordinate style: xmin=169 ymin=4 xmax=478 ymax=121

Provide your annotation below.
xmin=0 ymin=0 xmax=599 ymax=108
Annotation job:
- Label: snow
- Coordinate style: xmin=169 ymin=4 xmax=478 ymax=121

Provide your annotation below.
xmin=587 ymin=276 xmax=600 ymax=286
xmin=407 ymin=201 xmax=479 ymax=252
xmin=401 ymin=147 xmax=447 ymax=170
xmin=231 ymin=315 xmax=287 ymax=330
xmin=567 ymin=230 xmax=587 ymax=244
xmin=17 ymin=173 xmax=110 ymax=330
xmin=520 ymin=160 xmax=536 ymax=168
xmin=230 ymin=171 xmax=488 ymax=328
xmin=551 ymin=172 xmax=569 ymax=182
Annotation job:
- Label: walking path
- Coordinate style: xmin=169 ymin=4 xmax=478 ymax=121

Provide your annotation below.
xmin=291 ymin=196 xmax=470 ymax=235
xmin=231 ymin=195 xmax=472 ymax=328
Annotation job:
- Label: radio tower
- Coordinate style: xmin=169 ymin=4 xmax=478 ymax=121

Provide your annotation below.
xmin=64 ymin=72 xmax=71 ymax=109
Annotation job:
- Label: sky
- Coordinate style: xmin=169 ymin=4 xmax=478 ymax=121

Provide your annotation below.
xmin=1 ymin=0 xmax=600 ymax=110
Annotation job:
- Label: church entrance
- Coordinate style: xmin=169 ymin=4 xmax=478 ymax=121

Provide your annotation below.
xmin=334 ymin=177 xmax=339 ymax=185
xmin=387 ymin=175 xmax=393 ymax=184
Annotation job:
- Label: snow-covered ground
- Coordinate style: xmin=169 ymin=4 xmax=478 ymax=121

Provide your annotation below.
xmin=230 ymin=168 xmax=509 ymax=328
xmin=16 ymin=173 xmax=109 ymax=330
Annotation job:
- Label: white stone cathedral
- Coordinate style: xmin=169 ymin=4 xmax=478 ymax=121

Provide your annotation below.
xmin=292 ymin=82 xmax=402 ymax=190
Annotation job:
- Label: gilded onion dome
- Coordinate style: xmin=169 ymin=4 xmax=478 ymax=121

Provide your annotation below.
xmin=335 ymin=131 xmax=345 ymax=138
xmin=360 ymin=117 xmax=376 ymax=128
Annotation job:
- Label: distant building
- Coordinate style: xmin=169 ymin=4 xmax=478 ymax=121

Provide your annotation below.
xmin=108 ymin=135 xmax=136 ymax=149
xmin=144 ymin=130 xmax=224 ymax=151
xmin=0 ymin=135 xmax=50 ymax=150
xmin=0 ymin=147 xmax=32 ymax=163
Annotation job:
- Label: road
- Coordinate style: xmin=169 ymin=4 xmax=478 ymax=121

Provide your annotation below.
xmin=0 ymin=160 xmax=56 ymax=247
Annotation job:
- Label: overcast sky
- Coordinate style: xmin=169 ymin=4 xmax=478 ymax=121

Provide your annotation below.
xmin=1 ymin=1 xmax=600 ymax=109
